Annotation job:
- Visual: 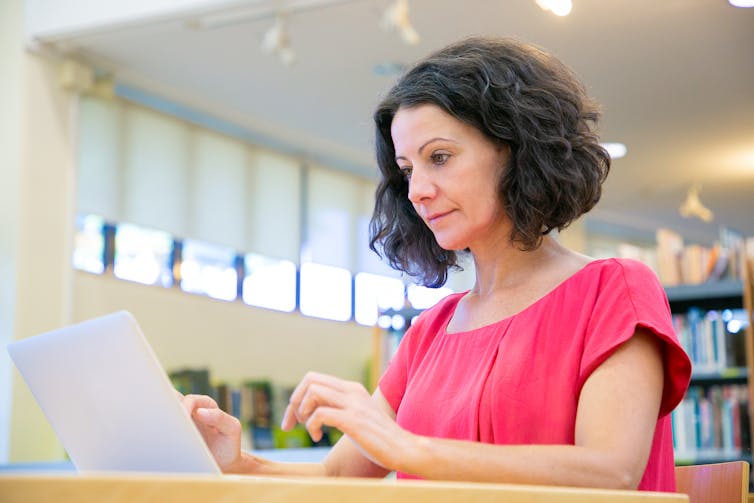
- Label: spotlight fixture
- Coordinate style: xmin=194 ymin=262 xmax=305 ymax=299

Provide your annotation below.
xmin=261 ymin=14 xmax=296 ymax=66
xmin=535 ymin=0 xmax=573 ymax=16
xmin=380 ymin=0 xmax=420 ymax=45
xmin=679 ymin=184 xmax=714 ymax=223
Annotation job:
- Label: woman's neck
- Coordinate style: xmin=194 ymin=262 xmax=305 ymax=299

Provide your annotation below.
xmin=469 ymin=235 xmax=581 ymax=298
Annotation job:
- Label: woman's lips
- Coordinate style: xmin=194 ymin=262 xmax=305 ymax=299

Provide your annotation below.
xmin=426 ymin=210 xmax=452 ymax=225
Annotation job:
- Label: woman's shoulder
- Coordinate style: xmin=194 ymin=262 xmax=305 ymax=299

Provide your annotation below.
xmin=576 ymin=258 xmax=671 ymax=317
xmin=581 ymin=257 xmax=663 ymax=284
xmin=558 ymin=257 xmax=666 ymax=306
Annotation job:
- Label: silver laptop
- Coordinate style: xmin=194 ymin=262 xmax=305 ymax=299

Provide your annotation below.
xmin=7 ymin=311 xmax=221 ymax=474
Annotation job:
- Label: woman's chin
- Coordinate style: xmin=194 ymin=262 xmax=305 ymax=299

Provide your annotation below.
xmin=434 ymin=237 xmax=468 ymax=252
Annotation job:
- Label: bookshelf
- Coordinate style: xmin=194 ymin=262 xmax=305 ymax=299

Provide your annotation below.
xmin=669 ymin=264 xmax=754 ymax=467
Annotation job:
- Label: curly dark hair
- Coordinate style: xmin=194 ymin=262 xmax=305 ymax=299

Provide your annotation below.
xmin=369 ymin=36 xmax=610 ymax=288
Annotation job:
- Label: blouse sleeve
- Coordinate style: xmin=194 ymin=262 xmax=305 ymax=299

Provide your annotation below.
xmin=578 ymin=259 xmax=692 ymax=417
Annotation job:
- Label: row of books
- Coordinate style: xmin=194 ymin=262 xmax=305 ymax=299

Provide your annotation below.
xmin=169 ymin=368 xmax=341 ymax=450
xmin=672 ymin=308 xmax=747 ymax=374
xmin=672 ymin=384 xmax=750 ymax=459
xmin=655 ymin=227 xmax=752 ymax=287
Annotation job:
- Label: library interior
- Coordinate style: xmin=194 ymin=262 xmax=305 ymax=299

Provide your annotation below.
xmin=2 ymin=0 xmax=753 ymax=501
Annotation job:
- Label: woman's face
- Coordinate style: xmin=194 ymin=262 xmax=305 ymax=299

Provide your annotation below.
xmin=391 ymin=104 xmax=511 ymax=252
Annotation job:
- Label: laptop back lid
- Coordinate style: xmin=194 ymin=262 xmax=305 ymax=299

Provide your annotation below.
xmin=7 ymin=311 xmax=221 ymax=474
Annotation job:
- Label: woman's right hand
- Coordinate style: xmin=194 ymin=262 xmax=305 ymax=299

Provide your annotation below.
xmin=179 ymin=393 xmax=255 ymax=473
xmin=179 ymin=392 xmax=328 ymax=478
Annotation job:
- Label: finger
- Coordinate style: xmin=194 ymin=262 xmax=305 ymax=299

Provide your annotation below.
xmin=305 ymin=406 xmax=343 ymax=443
xmin=287 ymin=372 xmax=349 ymax=414
xmin=297 ymin=383 xmax=348 ymax=422
xmin=282 ymin=383 xmax=345 ymax=431
xmin=195 ymin=407 xmax=241 ymax=437
xmin=281 ymin=403 xmax=296 ymax=431
xmin=182 ymin=394 xmax=218 ymax=416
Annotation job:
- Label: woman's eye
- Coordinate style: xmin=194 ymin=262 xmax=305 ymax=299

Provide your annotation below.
xmin=431 ymin=153 xmax=450 ymax=165
xmin=399 ymin=166 xmax=413 ymax=180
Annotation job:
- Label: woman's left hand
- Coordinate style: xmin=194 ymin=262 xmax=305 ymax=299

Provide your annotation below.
xmin=281 ymin=371 xmax=409 ymax=470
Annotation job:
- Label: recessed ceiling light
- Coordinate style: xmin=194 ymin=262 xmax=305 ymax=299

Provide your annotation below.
xmin=535 ymin=0 xmax=573 ymax=16
xmin=729 ymin=0 xmax=754 ymax=7
xmin=601 ymin=142 xmax=627 ymax=159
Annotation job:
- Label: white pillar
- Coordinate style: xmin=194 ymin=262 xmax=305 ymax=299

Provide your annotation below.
xmin=2 ymin=0 xmax=78 ymax=461
xmin=0 ymin=0 xmax=25 ymax=463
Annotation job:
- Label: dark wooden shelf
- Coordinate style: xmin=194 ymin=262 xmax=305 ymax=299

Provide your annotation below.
xmin=690 ymin=367 xmax=748 ymax=385
xmin=666 ymin=279 xmax=744 ymax=311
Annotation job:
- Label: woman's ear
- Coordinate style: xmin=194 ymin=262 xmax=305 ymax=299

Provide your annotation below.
xmin=497 ymin=142 xmax=512 ymax=156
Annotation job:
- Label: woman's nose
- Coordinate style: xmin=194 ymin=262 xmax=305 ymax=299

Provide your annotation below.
xmin=407 ymin=165 xmax=436 ymax=204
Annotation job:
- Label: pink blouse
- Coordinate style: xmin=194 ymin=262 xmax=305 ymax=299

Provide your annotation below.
xmin=379 ymin=258 xmax=692 ymax=491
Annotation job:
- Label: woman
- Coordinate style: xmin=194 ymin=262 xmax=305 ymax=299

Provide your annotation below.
xmin=183 ymin=36 xmax=691 ymax=491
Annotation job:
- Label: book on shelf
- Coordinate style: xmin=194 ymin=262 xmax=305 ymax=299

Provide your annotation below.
xmin=215 ymin=379 xmax=275 ymax=450
xmin=713 ymin=227 xmax=746 ymax=283
xmin=705 ymin=244 xmax=729 ymax=283
xmin=169 ymin=368 xmax=212 ymax=396
xmin=246 ymin=380 xmax=274 ymax=450
xmin=656 ymin=228 xmax=684 ymax=286
xmin=673 ymin=308 xmax=748 ymax=374
xmin=672 ymin=383 xmax=750 ymax=461
xmin=652 ymin=227 xmax=750 ymax=286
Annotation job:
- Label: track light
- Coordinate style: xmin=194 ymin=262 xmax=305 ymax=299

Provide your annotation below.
xmin=380 ymin=0 xmax=420 ymax=45
xmin=261 ymin=14 xmax=296 ymax=66
xmin=679 ymin=184 xmax=714 ymax=223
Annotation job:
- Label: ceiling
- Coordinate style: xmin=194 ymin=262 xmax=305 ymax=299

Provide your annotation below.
xmin=34 ymin=0 xmax=754 ymax=245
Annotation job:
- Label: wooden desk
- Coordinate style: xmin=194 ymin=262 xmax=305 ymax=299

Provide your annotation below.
xmin=0 ymin=473 xmax=689 ymax=502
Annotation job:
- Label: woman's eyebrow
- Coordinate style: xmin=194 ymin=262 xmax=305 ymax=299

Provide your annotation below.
xmin=395 ymin=137 xmax=457 ymax=162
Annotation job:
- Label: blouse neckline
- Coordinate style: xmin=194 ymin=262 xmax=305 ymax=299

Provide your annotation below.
xmin=443 ymin=258 xmax=614 ymax=335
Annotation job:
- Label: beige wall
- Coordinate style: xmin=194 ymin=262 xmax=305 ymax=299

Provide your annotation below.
xmin=73 ymin=272 xmax=373 ymax=394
